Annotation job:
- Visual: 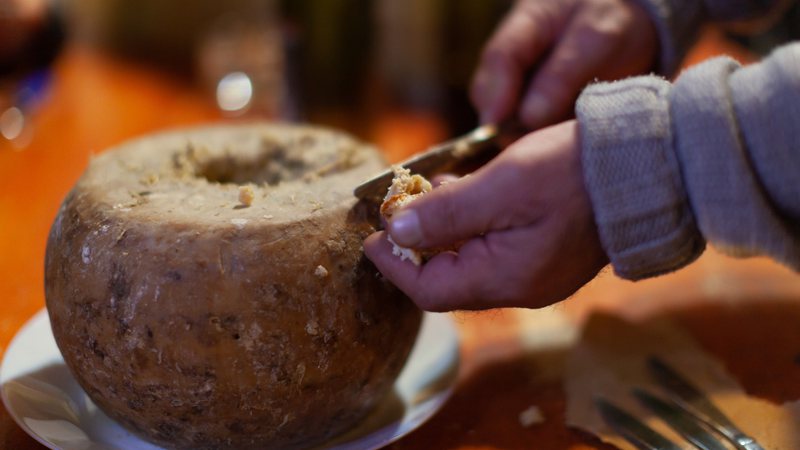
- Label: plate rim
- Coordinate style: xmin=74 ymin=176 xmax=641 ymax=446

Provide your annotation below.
xmin=1 ymin=309 xmax=459 ymax=450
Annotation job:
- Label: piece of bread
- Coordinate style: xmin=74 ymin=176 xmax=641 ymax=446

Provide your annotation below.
xmin=380 ymin=166 xmax=432 ymax=265
xmin=44 ymin=124 xmax=422 ymax=450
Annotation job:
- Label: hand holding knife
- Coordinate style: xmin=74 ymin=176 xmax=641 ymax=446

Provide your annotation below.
xmin=353 ymin=122 xmax=525 ymax=202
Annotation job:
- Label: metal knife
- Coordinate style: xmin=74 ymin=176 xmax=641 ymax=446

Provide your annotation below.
xmin=647 ymin=357 xmax=764 ymax=450
xmin=633 ymin=388 xmax=728 ymax=450
xmin=595 ymin=397 xmax=683 ymax=450
xmin=353 ymin=123 xmax=501 ymax=201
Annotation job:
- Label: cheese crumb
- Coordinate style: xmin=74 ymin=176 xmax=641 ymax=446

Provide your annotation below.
xmin=140 ymin=173 xmax=159 ymax=185
xmin=380 ymin=166 xmax=433 ymax=266
xmin=314 ymin=265 xmax=329 ymax=278
xmin=238 ymin=185 xmax=255 ymax=206
xmin=305 ymin=320 xmax=319 ymax=336
xmin=518 ymin=405 xmax=545 ymax=427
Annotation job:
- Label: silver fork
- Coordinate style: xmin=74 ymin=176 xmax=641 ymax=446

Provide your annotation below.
xmin=632 ymin=388 xmax=728 ymax=450
xmin=647 ymin=357 xmax=764 ymax=450
xmin=597 ymin=395 xmax=728 ymax=450
xmin=596 ymin=358 xmax=765 ymax=450
xmin=596 ymin=397 xmax=684 ymax=450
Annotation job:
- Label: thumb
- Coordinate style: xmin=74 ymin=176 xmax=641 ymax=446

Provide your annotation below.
xmin=387 ymin=165 xmax=515 ymax=249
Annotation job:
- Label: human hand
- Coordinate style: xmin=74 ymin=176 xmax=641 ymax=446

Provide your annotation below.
xmin=471 ymin=0 xmax=657 ymax=129
xmin=364 ymin=121 xmax=608 ymax=311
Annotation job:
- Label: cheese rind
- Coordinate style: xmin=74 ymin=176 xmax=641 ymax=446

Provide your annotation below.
xmin=44 ymin=124 xmax=422 ymax=450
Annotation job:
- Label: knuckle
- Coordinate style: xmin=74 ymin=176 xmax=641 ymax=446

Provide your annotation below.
xmin=517 ymin=1 xmax=560 ymax=39
xmin=580 ymin=21 xmax=623 ymax=46
xmin=581 ymin=2 xmax=630 ymax=39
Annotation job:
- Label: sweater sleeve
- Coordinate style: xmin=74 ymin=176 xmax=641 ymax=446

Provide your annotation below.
xmin=630 ymin=0 xmax=790 ymax=75
xmin=576 ymin=42 xmax=800 ymax=280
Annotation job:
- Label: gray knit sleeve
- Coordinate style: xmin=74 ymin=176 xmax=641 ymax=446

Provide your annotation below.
xmin=630 ymin=0 xmax=788 ymax=75
xmin=577 ymin=42 xmax=800 ymax=280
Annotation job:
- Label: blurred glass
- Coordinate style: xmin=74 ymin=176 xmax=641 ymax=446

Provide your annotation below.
xmin=215 ymin=72 xmax=254 ymax=114
xmin=196 ymin=2 xmax=292 ymax=119
xmin=0 ymin=0 xmax=64 ymax=150
xmin=64 ymin=0 xmax=292 ymax=120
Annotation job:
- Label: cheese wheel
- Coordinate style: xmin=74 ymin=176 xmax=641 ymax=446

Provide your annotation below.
xmin=44 ymin=123 xmax=422 ymax=449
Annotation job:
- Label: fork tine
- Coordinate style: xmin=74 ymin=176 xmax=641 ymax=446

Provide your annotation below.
xmin=633 ymin=389 xmax=729 ymax=450
xmin=647 ymin=357 xmax=765 ymax=450
xmin=595 ymin=397 xmax=683 ymax=450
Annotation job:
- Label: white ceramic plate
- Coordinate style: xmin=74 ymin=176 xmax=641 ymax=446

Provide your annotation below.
xmin=1 ymin=310 xmax=459 ymax=450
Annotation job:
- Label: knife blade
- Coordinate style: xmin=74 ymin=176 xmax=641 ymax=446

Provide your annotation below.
xmin=647 ymin=357 xmax=764 ymax=450
xmin=352 ymin=123 xmax=501 ymax=201
xmin=633 ymin=388 xmax=728 ymax=450
xmin=595 ymin=397 xmax=683 ymax=450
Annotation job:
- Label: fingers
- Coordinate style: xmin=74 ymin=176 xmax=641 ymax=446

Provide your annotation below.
xmin=470 ymin=2 xmax=567 ymax=125
xmin=365 ymin=231 xmax=515 ymax=311
xmin=473 ymin=0 xmax=653 ymax=129
xmin=365 ymin=232 xmax=472 ymax=311
xmin=518 ymin=7 xmax=628 ymax=128
xmin=364 ymin=121 xmax=601 ymax=312
xmin=386 ymin=160 xmax=528 ymax=250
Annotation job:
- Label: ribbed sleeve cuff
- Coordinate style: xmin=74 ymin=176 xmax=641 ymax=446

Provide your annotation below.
xmin=629 ymin=0 xmax=707 ymax=76
xmin=670 ymin=55 xmax=800 ymax=269
xmin=576 ymin=77 xmax=705 ymax=280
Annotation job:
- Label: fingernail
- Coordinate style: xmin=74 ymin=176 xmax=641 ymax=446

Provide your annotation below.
xmin=389 ymin=209 xmax=422 ymax=247
xmin=522 ymin=93 xmax=550 ymax=125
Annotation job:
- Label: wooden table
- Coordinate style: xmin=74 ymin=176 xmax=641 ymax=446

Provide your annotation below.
xmin=3 ymin=28 xmax=800 ymax=449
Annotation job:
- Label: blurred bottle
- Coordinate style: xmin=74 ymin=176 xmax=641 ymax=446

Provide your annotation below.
xmin=374 ymin=0 xmax=511 ymax=133
xmin=278 ymin=0 xmax=373 ymax=128
xmin=278 ymin=0 xmax=509 ymax=135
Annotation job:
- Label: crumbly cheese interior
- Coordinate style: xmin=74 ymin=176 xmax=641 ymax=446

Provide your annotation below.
xmin=380 ymin=166 xmax=432 ymax=265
